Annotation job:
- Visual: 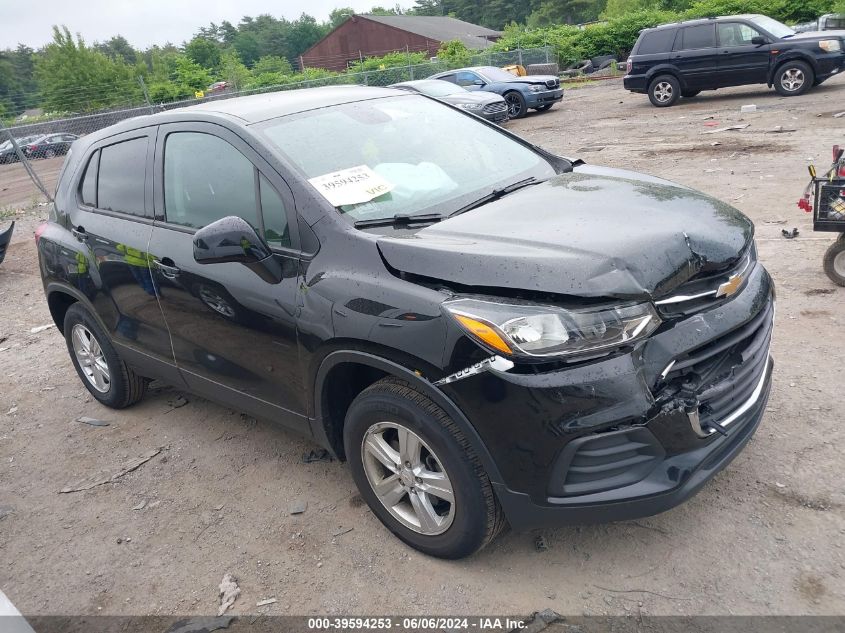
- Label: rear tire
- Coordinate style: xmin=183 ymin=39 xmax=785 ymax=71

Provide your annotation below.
xmin=823 ymin=236 xmax=845 ymax=286
xmin=774 ymin=60 xmax=814 ymax=96
xmin=64 ymin=303 xmax=147 ymax=408
xmin=648 ymin=74 xmax=681 ymax=107
xmin=344 ymin=377 xmax=505 ymax=558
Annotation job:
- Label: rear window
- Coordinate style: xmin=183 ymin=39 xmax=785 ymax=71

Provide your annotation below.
xmin=636 ymin=29 xmax=677 ymax=55
xmin=678 ymin=24 xmax=716 ymax=50
xmin=97 ymin=137 xmax=148 ymax=216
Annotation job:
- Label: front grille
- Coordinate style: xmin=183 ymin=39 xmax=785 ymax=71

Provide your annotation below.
xmin=655 ymin=248 xmax=754 ymax=318
xmin=658 ymin=300 xmax=773 ymax=428
xmin=544 ymin=78 xmax=560 ymax=89
xmin=482 ymin=102 xmax=507 ymax=114
xmin=549 ymin=427 xmax=664 ymax=497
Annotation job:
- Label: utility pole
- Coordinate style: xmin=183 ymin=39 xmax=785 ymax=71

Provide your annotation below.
xmin=138 ymin=76 xmax=153 ymax=114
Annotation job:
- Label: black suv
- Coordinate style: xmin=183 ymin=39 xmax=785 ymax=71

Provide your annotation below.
xmin=624 ymin=14 xmax=845 ymax=106
xmin=37 ymin=87 xmax=774 ymax=558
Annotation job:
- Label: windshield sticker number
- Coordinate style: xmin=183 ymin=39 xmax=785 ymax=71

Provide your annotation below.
xmin=308 ymin=165 xmax=393 ymax=207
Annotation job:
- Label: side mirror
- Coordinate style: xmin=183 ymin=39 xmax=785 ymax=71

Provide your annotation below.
xmin=473 ymin=79 xmax=485 ymax=86
xmin=751 ymin=36 xmax=767 ymax=46
xmin=193 ymin=216 xmax=282 ymax=284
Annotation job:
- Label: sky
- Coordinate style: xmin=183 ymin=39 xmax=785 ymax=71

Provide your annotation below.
xmin=0 ymin=0 xmax=415 ymax=50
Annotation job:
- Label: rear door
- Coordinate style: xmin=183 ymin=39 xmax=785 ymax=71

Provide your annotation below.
xmin=672 ymin=24 xmax=720 ymax=89
xmin=67 ymin=127 xmax=179 ymax=381
xmin=149 ymin=122 xmax=308 ymax=431
xmin=716 ymin=21 xmax=771 ymax=85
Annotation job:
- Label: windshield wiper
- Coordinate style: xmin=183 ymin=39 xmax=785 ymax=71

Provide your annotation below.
xmin=448 ymin=177 xmax=546 ymax=219
xmin=354 ymin=213 xmax=446 ymax=229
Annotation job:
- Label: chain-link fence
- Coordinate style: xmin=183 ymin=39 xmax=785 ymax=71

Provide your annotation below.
xmin=0 ymin=46 xmax=554 ymax=209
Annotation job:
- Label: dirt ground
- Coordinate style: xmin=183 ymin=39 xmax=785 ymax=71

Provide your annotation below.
xmin=1 ymin=78 xmax=844 ymax=619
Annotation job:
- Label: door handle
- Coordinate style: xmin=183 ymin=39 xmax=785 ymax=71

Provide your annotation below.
xmin=154 ymin=258 xmax=181 ymax=279
xmin=71 ymin=226 xmax=87 ymax=241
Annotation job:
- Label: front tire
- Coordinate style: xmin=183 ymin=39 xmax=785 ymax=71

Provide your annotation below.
xmin=774 ymin=60 xmax=814 ymax=96
xmin=648 ymin=74 xmax=680 ymax=107
xmin=344 ymin=377 xmax=505 ymax=558
xmin=823 ymin=235 xmax=845 ymax=286
xmin=504 ymin=91 xmax=527 ymax=119
xmin=64 ymin=303 xmax=147 ymax=408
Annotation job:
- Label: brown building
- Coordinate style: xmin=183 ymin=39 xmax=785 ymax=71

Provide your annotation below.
xmin=300 ymin=15 xmax=501 ymax=71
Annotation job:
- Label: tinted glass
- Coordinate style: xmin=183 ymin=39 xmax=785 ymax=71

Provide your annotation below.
xmin=718 ymin=23 xmax=761 ymax=46
xmin=259 ymin=174 xmax=290 ymax=248
xmin=80 ymin=150 xmax=99 ymax=207
xmin=438 ymin=74 xmax=457 ymax=84
xmin=637 ymin=29 xmax=676 ymax=54
xmin=98 ymin=137 xmax=148 ymax=215
xmin=680 ymin=24 xmax=716 ymax=50
xmin=259 ymin=95 xmax=556 ymax=223
xmin=164 ymin=132 xmax=258 ymax=230
xmin=455 ymin=71 xmax=480 ymax=86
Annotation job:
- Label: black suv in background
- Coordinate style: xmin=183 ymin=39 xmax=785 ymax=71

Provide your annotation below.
xmin=624 ymin=14 xmax=845 ymax=106
xmin=37 ymin=87 xmax=774 ymax=558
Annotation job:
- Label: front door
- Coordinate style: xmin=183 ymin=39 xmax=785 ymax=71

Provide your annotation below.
xmin=716 ymin=22 xmax=771 ymax=86
xmin=149 ymin=123 xmax=307 ymax=431
xmin=672 ymin=23 xmax=720 ymax=89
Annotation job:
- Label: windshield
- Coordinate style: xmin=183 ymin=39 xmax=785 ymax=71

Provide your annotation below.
xmin=417 ymin=81 xmax=467 ymax=97
xmin=258 ymin=95 xmax=557 ymax=223
xmin=478 ymin=67 xmax=520 ymax=82
xmin=749 ymin=15 xmax=795 ymax=38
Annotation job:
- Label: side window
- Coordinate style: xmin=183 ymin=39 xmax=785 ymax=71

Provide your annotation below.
xmin=79 ymin=150 xmax=99 ymax=207
xmin=637 ymin=29 xmax=677 ymax=55
xmin=98 ymin=137 xmax=148 ymax=216
xmin=164 ymin=132 xmax=257 ymax=230
xmin=438 ymin=74 xmax=457 ymax=84
xmin=678 ymin=24 xmax=716 ymax=50
xmin=718 ymin=23 xmax=761 ymax=46
xmin=455 ymin=71 xmax=480 ymax=86
xmin=259 ymin=174 xmax=290 ymax=248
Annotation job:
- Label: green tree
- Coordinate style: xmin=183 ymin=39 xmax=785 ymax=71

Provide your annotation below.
xmin=95 ymin=35 xmax=138 ymax=64
xmin=252 ymin=55 xmax=293 ymax=75
xmin=233 ymin=32 xmax=262 ymax=66
xmin=219 ymin=50 xmax=250 ymax=90
xmin=185 ymin=35 xmax=221 ymax=70
xmin=329 ymin=7 xmax=357 ymax=27
xmin=35 ymin=26 xmax=141 ymax=112
xmin=410 ymin=0 xmax=443 ymax=15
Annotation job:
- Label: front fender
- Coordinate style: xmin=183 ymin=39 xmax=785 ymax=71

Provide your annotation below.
xmin=767 ymin=52 xmax=818 ymax=85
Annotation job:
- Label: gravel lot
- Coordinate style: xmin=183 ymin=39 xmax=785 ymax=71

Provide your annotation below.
xmin=1 ymin=78 xmax=844 ymax=619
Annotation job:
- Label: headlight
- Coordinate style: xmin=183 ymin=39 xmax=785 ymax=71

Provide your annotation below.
xmin=456 ymin=102 xmax=483 ymax=110
xmin=528 ymin=84 xmax=544 ymax=93
xmin=820 ymin=39 xmax=842 ymax=52
xmin=443 ymin=298 xmax=661 ymax=360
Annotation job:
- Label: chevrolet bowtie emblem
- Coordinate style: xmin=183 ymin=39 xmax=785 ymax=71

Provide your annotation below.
xmin=716 ymin=273 xmax=744 ymax=298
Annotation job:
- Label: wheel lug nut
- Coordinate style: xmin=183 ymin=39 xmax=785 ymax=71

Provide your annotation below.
xmin=405 ymin=461 xmax=411 ymax=468
xmin=415 ymin=477 xmax=422 ymax=484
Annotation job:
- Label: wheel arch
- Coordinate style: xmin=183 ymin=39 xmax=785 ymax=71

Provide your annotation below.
xmin=768 ymin=53 xmax=817 ymax=86
xmin=645 ymin=66 xmax=686 ymax=89
xmin=45 ymin=282 xmax=104 ymax=335
xmin=311 ymin=349 xmax=506 ymax=487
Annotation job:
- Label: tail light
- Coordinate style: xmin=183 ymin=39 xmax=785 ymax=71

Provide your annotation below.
xmin=626 ymin=58 xmax=632 ymax=74
xmin=35 ymin=222 xmax=47 ymax=244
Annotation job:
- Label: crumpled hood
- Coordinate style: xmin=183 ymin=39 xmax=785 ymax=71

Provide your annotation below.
xmin=787 ymin=29 xmax=845 ymax=40
xmin=376 ymin=165 xmax=754 ymax=301
xmin=495 ymin=74 xmax=558 ymax=86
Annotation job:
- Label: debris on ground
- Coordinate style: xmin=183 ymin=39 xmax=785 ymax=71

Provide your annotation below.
xmin=0 ymin=505 xmax=14 ymax=521
xmin=515 ymin=608 xmax=563 ymax=633
xmin=740 ymin=104 xmax=757 ymax=114
xmin=29 ymin=324 xmax=55 ymax=334
xmin=767 ymin=126 xmax=797 ymax=134
xmin=833 ymin=111 xmax=845 ymax=118
xmin=132 ymin=499 xmax=147 ymax=511
xmin=301 ymin=448 xmax=333 ymax=464
xmin=534 ymin=534 xmax=549 ymax=552
xmin=77 ymin=416 xmax=109 ymax=427
xmin=781 ymin=228 xmax=800 ymax=239
xmin=166 ymin=395 xmax=189 ymax=410
xmin=256 ymin=598 xmax=277 ymax=607
xmin=165 ymin=615 xmax=234 ymax=633
xmin=7 ymin=406 xmax=17 ymax=415
xmin=59 ymin=447 xmax=163 ymax=493
xmin=764 ymin=220 xmax=788 ymax=224
xmin=701 ymin=123 xmax=750 ymax=135
xmin=218 ymin=574 xmax=240 ymax=616
xmin=331 ymin=526 xmax=354 ymax=538
xmin=289 ymin=500 xmax=307 ymax=515
xmin=576 ymin=146 xmax=605 ymax=153
xmin=805 ymin=288 xmax=836 ymax=296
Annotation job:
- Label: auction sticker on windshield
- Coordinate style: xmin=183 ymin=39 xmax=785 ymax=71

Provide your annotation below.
xmin=308 ymin=165 xmax=393 ymax=207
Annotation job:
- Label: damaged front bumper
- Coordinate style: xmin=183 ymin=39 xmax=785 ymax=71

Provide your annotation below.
xmin=439 ymin=262 xmax=774 ymax=530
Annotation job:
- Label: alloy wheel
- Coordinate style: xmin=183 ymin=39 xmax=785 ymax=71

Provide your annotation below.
xmin=361 ymin=421 xmax=455 ymax=535
xmin=780 ymin=68 xmax=805 ymax=92
xmin=653 ymin=81 xmax=674 ymax=103
xmin=71 ymin=324 xmax=111 ymax=393
xmin=834 ymin=250 xmax=845 ymax=278
xmin=504 ymin=93 xmax=523 ymax=118
xmin=198 ymin=286 xmax=235 ymax=318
